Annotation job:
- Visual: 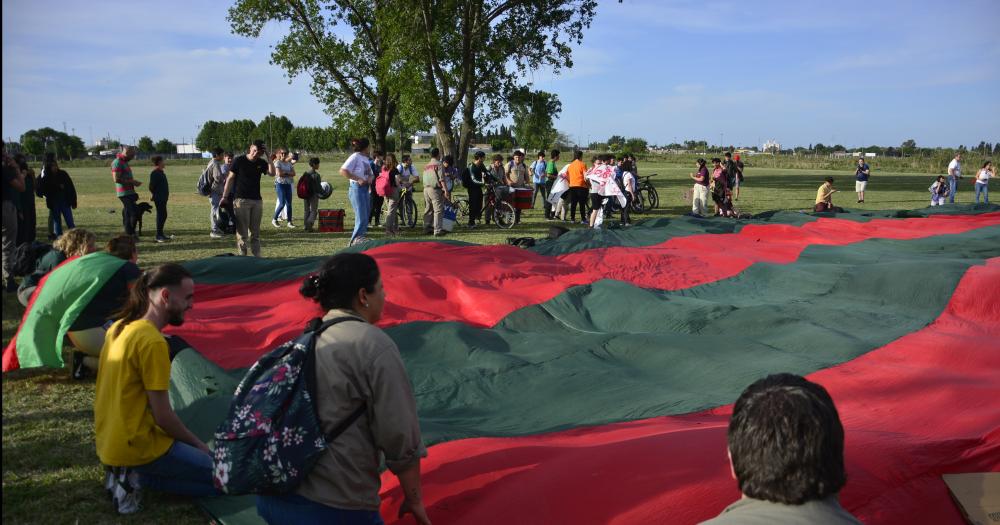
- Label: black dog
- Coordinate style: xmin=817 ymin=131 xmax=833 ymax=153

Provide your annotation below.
xmin=133 ymin=202 xmax=154 ymax=236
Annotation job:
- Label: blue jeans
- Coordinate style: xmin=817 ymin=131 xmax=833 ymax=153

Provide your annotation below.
xmin=273 ymin=183 xmax=293 ymax=222
xmin=132 ymin=441 xmax=220 ymax=497
xmin=210 ymin=193 xmax=222 ymax=233
xmin=948 ymin=177 xmax=958 ymax=203
xmin=257 ymin=493 xmax=384 ymax=525
xmin=975 ymin=183 xmax=989 ymax=204
xmin=49 ymin=204 xmax=75 ymax=236
xmin=348 ymin=182 xmax=371 ymax=242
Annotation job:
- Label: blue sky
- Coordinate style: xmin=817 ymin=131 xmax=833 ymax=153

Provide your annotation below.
xmin=3 ymin=0 xmax=998 ymax=149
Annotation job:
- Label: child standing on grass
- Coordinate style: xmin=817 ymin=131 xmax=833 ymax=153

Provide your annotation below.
xmin=974 ymin=161 xmax=994 ymax=205
xmin=301 ymin=158 xmax=322 ymax=232
xmin=148 ymin=156 xmax=170 ymax=243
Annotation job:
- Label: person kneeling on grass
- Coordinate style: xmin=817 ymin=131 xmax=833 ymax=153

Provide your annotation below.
xmin=95 ymin=263 xmax=219 ymax=514
xmin=814 ymin=177 xmax=838 ymax=212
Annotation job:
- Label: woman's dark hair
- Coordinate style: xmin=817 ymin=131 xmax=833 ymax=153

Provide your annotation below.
xmin=728 ymin=373 xmax=846 ymax=505
xmin=711 ymin=157 xmax=721 ymax=164
xmin=825 ymin=176 xmax=835 ymax=184
xmin=573 ymin=150 xmax=584 ymax=160
xmin=112 ymin=263 xmax=192 ymax=337
xmin=309 ymin=157 xmax=321 ymax=167
xmin=14 ymin=153 xmax=29 ymax=171
xmin=300 ymin=253 xmax=380 ymax=311
xmin=442 ymin=154 xmax=454 ymax=165
xmin=697 ymin=158 xmax=707 ymax=168
xmin=351 ymin=138 xmax=370 ymax=152
xmin=983 ymin=160 xmax=993 ymax=169
xmin=105 ymin=234 xmax=137 ymax=261
xmin=151 ymin=155 xmax=164 ymax=166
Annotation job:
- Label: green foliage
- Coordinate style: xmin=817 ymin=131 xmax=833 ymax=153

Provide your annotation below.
xmin=255 ymin=114 xmax=294 ymax=150
xmin=137 ymin=136 xmax=155 ymax=153
xmin=154 ymin=138 xmax=175 ymax=154
xmin=625 ymin=137 xmax=648 ymax=153
xmin=18 ymin=128 xmax=86 ymax=159
xmin=510 ymin=88 xmax=561 ymax=151
xmin=196 ymin=119 xmax=258 ymax=153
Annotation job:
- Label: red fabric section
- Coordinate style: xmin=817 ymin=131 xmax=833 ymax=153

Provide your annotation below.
xmin=376 ymin=258 xmax=1000 ymax=525
xmin=2 ymin=255 xmax=80 ymax=372
xmin=169 ymin=213 xmax=1000 ymax=369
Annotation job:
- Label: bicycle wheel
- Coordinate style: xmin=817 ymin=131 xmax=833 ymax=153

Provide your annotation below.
xmin=647 ymin=186 xmax=660 ymax=208
xmin=631 ymin=193 xmax=645 ymax=213
xmin=403 ymin=198 xmax=417 ymax=228
xmin=455 ymin=198 xmax=470 ymax=219
xmin=494 ymin=201 xmax=516 ymax=229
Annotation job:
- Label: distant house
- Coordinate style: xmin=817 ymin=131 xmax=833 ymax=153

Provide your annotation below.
xmin=761 ymin=139 xmax=781 ymax=153
xmin=852 ymin=152 xmax=877 ymax=158
xmin=176 ymin=144 xmax=201 ymax=155
xmin=411 ymin=132 xmax=437 ymax=154
xmin=831 ymin=151 xmax=852 ymax=159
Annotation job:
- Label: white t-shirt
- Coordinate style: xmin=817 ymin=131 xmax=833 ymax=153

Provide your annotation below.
xmin=274 ymin=160 xmax=294 ymax=185
xmin=397 ymin=163 xmax=418 ymax=187
xmin=977 ymin=169 xmax=992 ymax=184
xmin=341 ymin=152 xmax=373 ymax=184
xmin=948 ymin=159 xmax=961 ymax=178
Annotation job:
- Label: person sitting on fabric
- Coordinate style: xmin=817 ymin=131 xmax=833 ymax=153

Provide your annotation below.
xmin=814 ymin=177 xmax=838 ymax=212
xmin=256 ymin=253 xmax=430 ymax=525
xmin=17 ymin=228 xmax=97 ymax=306
xmin=94 ymin=263 xmax=218 ymax=515
xmin=930 ymin=175 xmax=950 ymax=206
xmin=1 ymin=234 xmax=141 ymax=377
xmin=699 ymin=373 xmax=862 ymax=525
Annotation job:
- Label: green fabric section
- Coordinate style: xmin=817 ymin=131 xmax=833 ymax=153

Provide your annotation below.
xmin=173 ymin=225 xmax=1000 ymax=525
xmin=15 ymin=252 xmax=125 ymax=368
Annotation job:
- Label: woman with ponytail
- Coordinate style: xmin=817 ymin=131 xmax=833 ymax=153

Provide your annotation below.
xmin=95 ymin=263 xmax=219 ymax=514
xmin=256 ymin=253 xmax=430 ymax=525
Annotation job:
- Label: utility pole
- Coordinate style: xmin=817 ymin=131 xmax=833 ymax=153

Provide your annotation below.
xmin=268 ymin=112 xmax=274 ymax=153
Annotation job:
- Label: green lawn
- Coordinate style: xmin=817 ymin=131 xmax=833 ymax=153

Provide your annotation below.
xmin=2 ymin=159 xmax=955 ymax=523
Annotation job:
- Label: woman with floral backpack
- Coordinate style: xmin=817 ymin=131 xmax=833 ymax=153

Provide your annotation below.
xmin=255 ymin=253 xmax=430 ymax=525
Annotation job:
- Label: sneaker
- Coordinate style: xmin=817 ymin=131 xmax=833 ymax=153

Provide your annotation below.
xmin=72 ymin=352 xmax=88 ymax=380
xmin=155 ymin=236 xmax=169 ymax=243
xmin=209 ymin=232 xmax=223 ymax=239
xmin=433 ymin=231 xmax=447 ymax=237
xmin=286 ymin=222 xmax=296 ymax=228
xmin=271 ymin=219 xmax=281 ymax=228
xmin=103 ymin=466 xmax=116 ymax=498
xmin=111 ymin=468 xmax=142 ymax=514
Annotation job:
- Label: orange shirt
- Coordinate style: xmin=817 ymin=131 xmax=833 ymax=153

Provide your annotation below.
xmin=567 ymin=160 xmax=588 ymax=188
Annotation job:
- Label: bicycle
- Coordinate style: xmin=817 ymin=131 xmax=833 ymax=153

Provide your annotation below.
xmin=636 ymin=174 xmax=659 ymax=209
xmin=448 ymin=192 xmax=470 ymax=221
xmin=482 ymin=183 xmax=516 ymax=229
xmin=394 ymin=186 xmax=418 ymax=228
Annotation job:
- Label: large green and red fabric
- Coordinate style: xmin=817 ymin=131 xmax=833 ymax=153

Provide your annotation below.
xmin=3 ymin=252 xmax=127 ymax=371
xmin=157 ymin=206 xmax=1000 ymax=525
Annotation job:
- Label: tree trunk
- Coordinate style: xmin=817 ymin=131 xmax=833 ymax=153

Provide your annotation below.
xmin=457 ymin=85 xmax=477 ymax=168
xmin=434 ymin=116 xmax=456 ymax=160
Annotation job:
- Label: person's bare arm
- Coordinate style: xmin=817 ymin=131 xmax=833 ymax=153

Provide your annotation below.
xmin=396 ymin=461 xmax=431 ymax=525
xmin=147 ymin=390 xmax=210 ymax=453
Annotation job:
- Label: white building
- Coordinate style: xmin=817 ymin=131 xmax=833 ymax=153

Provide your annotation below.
xmin=411 ymin=132 xmax=437 ymax=153
xmin=176 ymin=144 xmax=201 ymax=155
xmin=762 ymin=139 xmax=781 ymax=153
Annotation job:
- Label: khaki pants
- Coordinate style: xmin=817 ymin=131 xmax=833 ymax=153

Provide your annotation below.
xmin=2 ymin=200 xmax=16 ymax=285
xmin=303 ymin=196 xmax=320 ymax=231
xmin=692 ymin=184 xmax=709 ymax=216
xmin=423 ymin=188 xmax=444 ymax=234
xmin=233 ymin=198 xmax=262 ymax=256
xmin=384 ymin=187 xmax=400 ymax=234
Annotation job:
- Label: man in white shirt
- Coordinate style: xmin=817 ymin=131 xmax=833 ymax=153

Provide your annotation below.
xmin=947 ymin=153 xmax=962 ymax=203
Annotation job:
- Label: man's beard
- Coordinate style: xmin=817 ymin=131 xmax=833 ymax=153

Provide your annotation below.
xmin=167 ymin=306 xmax=186 ymax=327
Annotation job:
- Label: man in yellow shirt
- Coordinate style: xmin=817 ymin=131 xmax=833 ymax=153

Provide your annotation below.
xmin=814 ymin=177 xmax=838 ymax=212
xmin=94 ymin=263 xmax=216 ymax=514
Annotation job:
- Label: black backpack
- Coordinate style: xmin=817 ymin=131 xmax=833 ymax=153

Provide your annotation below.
xmin=197 ymin=163 xmax=213 ymax=197
xmin=13 ymin=242 xmax=53 ymax=277
xmin=460 ymin=165 xmax=473 ymax=189
xmin=212 ymin=317 xmax=366 ymax=495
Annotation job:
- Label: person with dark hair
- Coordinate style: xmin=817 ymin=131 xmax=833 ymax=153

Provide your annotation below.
xmin=13 ymin=153 xmax=37 ymax=245
xmin=95 ymin=263 xmax=217 ymax=514
xmin=507 ymin=150 xmax=530 ymax=224
xmin=112 ymin=146 xmax=142 ymax=237
xmin=221 ymin=140 xmax=277 ymax=256
xmin=148 ymin=156 xmax=171 ymax=242
xmin=974 ymin=160 xmax=994 ymax=205
xmin=700 ymin=373 xmax=860 ymax=524
xmin=2 ymin=150 xmax=26 ymax=292
xmin=381 ymin=153 xmax=402 ymax=236
xmin=710 ymin=158 xmax=728 ymax=216
xmin=37 ymin=158 xmax=77 ymax=238
xmin=733 ymin=154 xmax=744 ymax=201
xmin=722 ymin=152 xmax=738 ymax=192
xmin=929 ymin=175 xmax=949 ymax=206
xmin=421 ymin=147 xmax=446 ymax=236
xmin=815 ymin=177 xmax=838 ymax=212
xmin=368 ymin=150 xmax=385 ymax=227
xmin=257 ymin=253 xmax=429 ymax=524
xmin=340 ymin=138 xmax=375 ymax=245
xmin=207 ymin=147 xmax=227 ymax=238
xmin=467 ymin=151 xmax=488 ymax=227
xmin=531 ymin=150 xmax=547 ymax=209
xmin=690 ymin=158 xmax=710 ymax=217
xmin=544 ymin=149 xmax=561 ymax=220
xmin=854 ymin=157 xmax=870 ymax=204
xmin=566 ymin=150 xmax=589 ymax=223
xmin=397 ymin=154 xmax=419 ymax=215
xmin=301 ymin=157 xmax=323 ymax=232
xmin=66 ymin=234 xmax=142 ymax=378
xmin=271 ymin=148 xmax=297 ymax=228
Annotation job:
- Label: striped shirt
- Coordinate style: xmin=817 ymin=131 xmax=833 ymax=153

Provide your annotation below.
xmin=111 ymin=154 xmax=136 ymax=197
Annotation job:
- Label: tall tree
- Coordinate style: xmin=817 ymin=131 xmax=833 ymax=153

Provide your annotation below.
xmin=155 ymin=138 xmax=175 ymax=154
xmin=510 ymin=88 xmax=561 ymax=151
xmin=255 ymin=114 xmax=294 ymax=150
xmin=137 ymin=136 xmax=155 ymax=153
xmin=19 ymin=128 xmax=86 ymax=159
xmin=229 ymin=0 xmax=400 ymax=152
xmin=402 ymin=0 xmax=597 ymax=166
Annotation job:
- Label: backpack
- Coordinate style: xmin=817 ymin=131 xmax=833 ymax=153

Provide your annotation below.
xmin=197 ymin=163 xmax=213 ymax=197
xmin=460 ymin=165 xmax=473 ymax=189
xmin=297 ymin=173 xmax=312 ymax=199
xmin=374 ymin=169 xmax=391 ymax=197
xmin=12 ymin=242 xmax=53 ymax=277
xmin=212 ymin=317 xmax=366 ymax=495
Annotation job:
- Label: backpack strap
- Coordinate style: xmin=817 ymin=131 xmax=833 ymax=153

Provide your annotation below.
xmin=304 ymin=316 xmax=369 ymax=444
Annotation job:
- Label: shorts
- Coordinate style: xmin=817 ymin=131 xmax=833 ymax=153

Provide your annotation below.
xmin=855 ymin=180 xmax=868 ymax=192
xmin=590 ymin=193 xmax=604 ymax=209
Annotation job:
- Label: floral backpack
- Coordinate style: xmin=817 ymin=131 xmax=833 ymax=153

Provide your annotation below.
xmin=212 ymin=317 xmax=366 ymax=495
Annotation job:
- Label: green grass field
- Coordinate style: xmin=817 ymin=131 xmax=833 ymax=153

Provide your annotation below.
xmin=1 ymin=159 xmax=966 ymax=523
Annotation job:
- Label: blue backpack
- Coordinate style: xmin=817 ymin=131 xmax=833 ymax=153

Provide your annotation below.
xmin=212 ymin=317 xmax=366 ymax=495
